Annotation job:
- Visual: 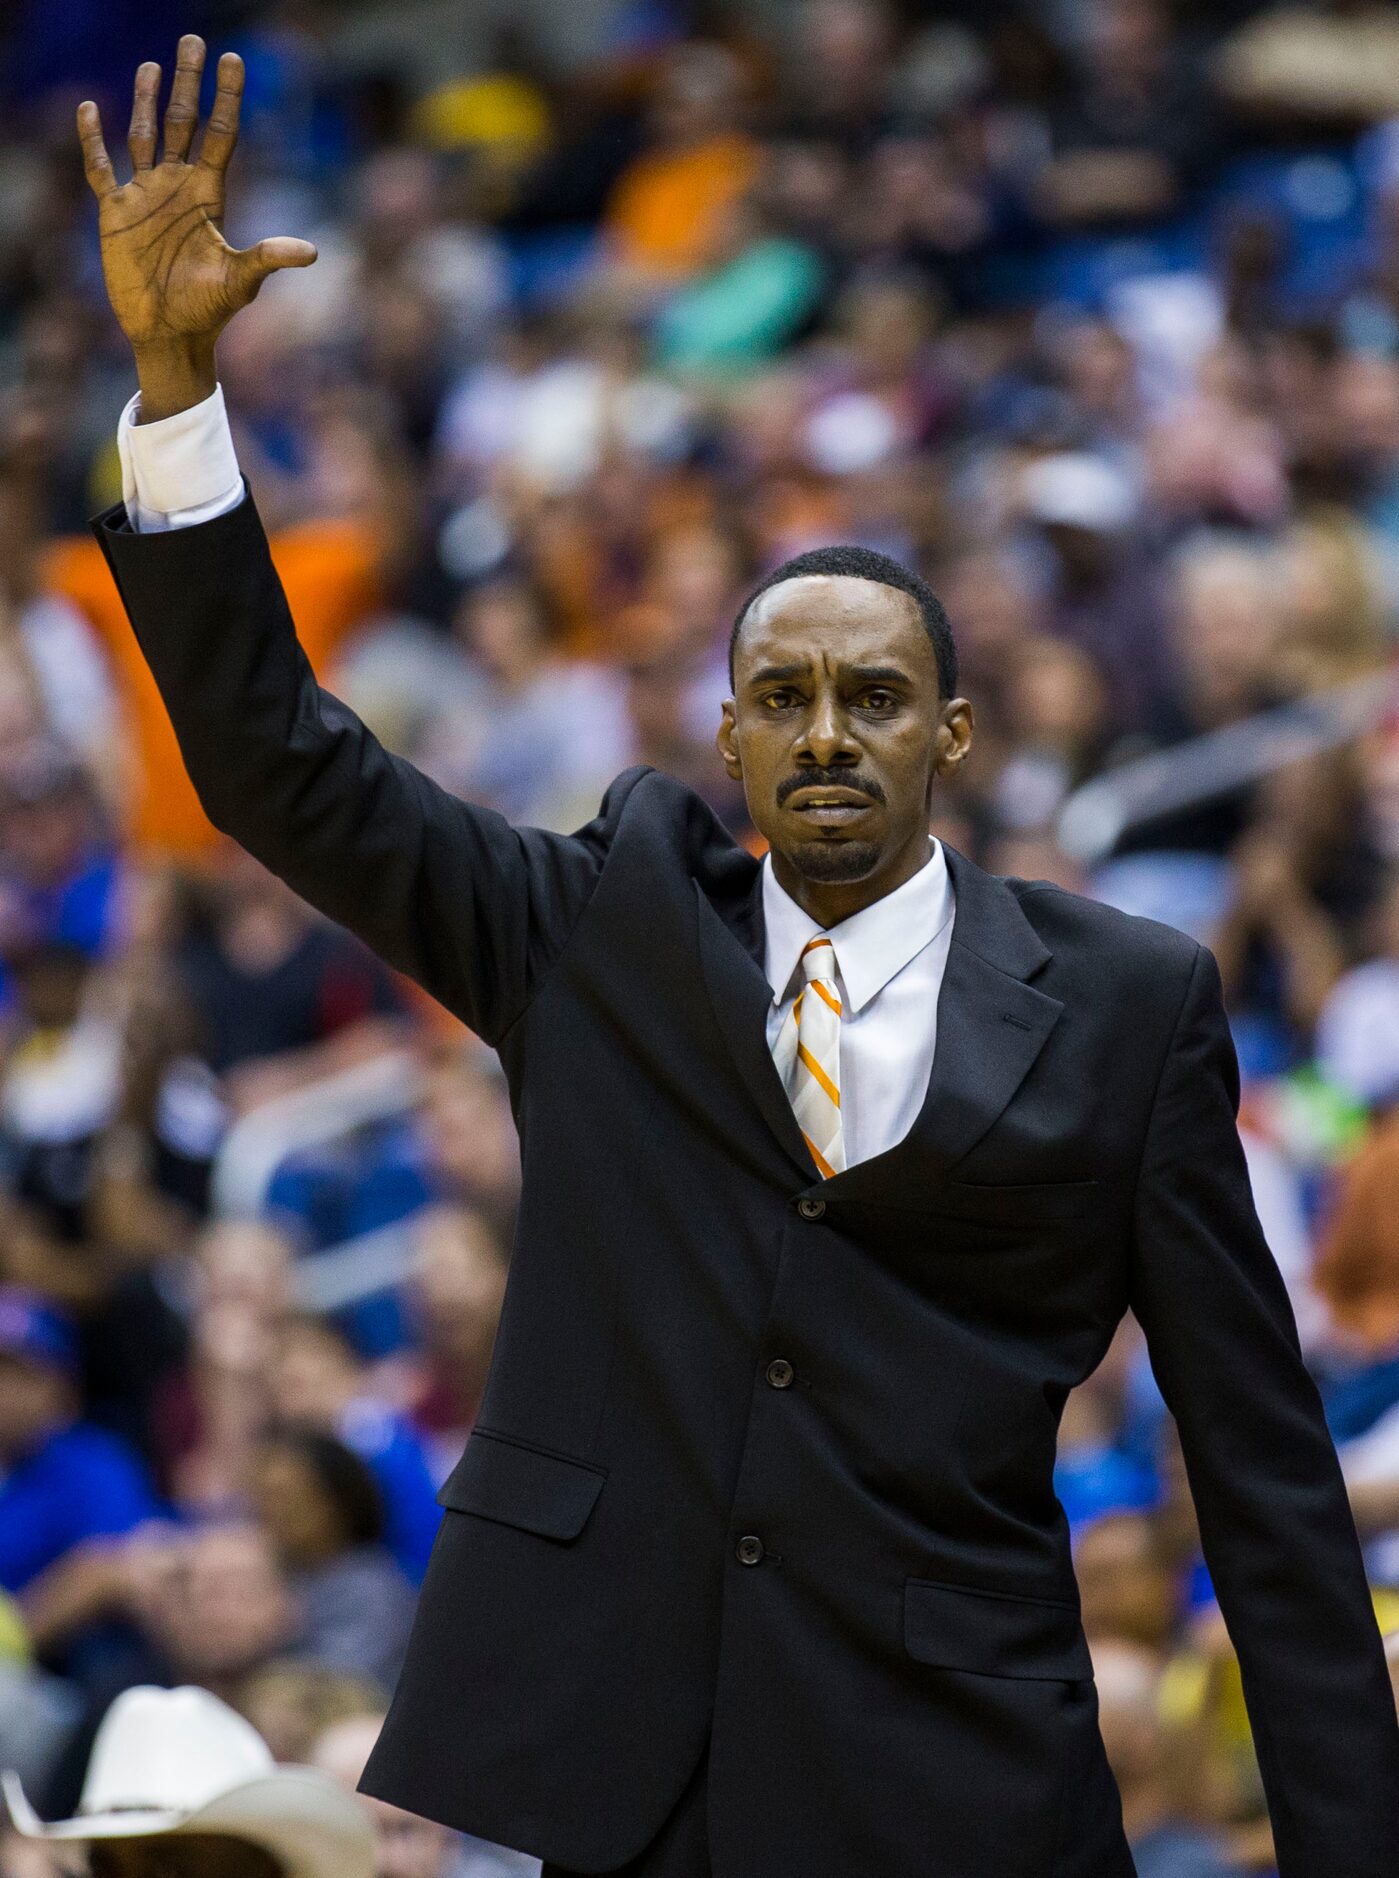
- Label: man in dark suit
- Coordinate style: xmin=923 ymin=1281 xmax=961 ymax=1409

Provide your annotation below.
xmin=72 ymin=38 xmax=1399 ymax=1878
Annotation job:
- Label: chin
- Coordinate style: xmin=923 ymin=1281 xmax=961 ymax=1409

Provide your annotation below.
xmin=788 ymin=839 xmax=882 ymax=883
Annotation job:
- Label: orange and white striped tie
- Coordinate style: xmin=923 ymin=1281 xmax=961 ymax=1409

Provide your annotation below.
xmin=773 ymin=934 xmax=845 ymax=1179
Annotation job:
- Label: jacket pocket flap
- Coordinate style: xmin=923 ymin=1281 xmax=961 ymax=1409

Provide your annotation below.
xmin=904 ymin=1576 xmax=1092 ymax=1681
xmin=435 ymin=1428 xmax=607 ymax=1541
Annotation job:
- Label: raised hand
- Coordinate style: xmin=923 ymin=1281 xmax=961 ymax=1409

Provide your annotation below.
xmin=77 ymin=34 xmax=316 ymax=421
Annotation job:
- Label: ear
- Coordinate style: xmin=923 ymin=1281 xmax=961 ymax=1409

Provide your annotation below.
xmin=933 ymin=699 xmax=973 ymax=778
xmin=716 ymin=698 xmax=742 ymax=780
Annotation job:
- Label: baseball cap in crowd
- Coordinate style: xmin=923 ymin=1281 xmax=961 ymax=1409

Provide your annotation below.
xmin=2 ymin=1684 xmax=374 ymax=1878
xmin=1019 ymin=452 xmax=1136 ymax=533
xmin=0 ymin=1286 xmax=79 ymax=1377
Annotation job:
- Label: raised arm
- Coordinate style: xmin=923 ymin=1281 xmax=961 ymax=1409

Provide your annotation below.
xmin=77 ymin=37 xmax=318 ymax=422
xmin=1127 ymin=942 xmax=1399 ymax=1876
xmin=78 ymin=38 xmax=637 ymax=1044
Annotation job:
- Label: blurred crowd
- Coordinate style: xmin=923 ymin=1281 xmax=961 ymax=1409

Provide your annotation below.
xmin=0 ymin=0 xmax=1398 ymax=1873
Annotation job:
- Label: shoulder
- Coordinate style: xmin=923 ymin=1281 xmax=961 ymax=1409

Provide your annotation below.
xmin=1002 ymin=873 xmax=1203 ymax=1000
xmin=59 ymin=1419 xmax=149 ymax=1466
xmin=37 ymin=1422 xmax=154 ymax=1497
xmin=315 ymin=1544 xmax=415 ymax=1605
xmin=588 ymin=763 xmax=712 ymax=831
xmin=574 ymin=765 xmax=751 ymax=886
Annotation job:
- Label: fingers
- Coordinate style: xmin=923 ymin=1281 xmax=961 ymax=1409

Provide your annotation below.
xmin=76 ymin=101 xmax=116 ymax=200
xmin=163 ymin=33 xmax=206 ymax=163
xmin=128 ymin=59 xmax=160 ymax=171
xmin=198 ymin=51 xmax=245 ymax=175
xmin=250 ymin=236 xmax=319 ymax=272
xmin=232 ymin=236 xmax=319 ymax=300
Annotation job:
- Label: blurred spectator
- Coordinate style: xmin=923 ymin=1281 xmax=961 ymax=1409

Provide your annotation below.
xmin=1210 ymin=748 xmax=1389 ymax=1059
xmin=777 ymin=0 xmax=898 ymax=151
xmin=267 ymin=1314 xmax=441 ymax=1584
xmin=1034 ymin=0 xmax=1222 ymax=233
xmin=1093 ymin=1638 xmax=1245 ymax=1877
xmin=1 ymin=1681 xmax=374 ymax=1878
xmin=239 ymin=1661 xmax=385 ymax=1769
xmin=418 ymin=575 xmax=635 ymax=832
xmin=1015 ymin=451 xmax=1181 ymax=736
xmin=413 ymin=1043 xmax=521 ymax=1231
xmin=18 ymin=1518 xmax=297 ymax=1740
xmin=311 ymin=1710 xmax=539 ymax=1878
xmin=246 ymin=1426 xmax=415 ymax=1693
xmin=989 ymin=634 xmax=1113 ymax=834
xmin=1314 ymin=863 xmax=1399 ymax=1106
xmin=1312 ymin=1107 xmax=1399 ymax=1356
xmin=389 ymin=1203 xmax=510 ymax=1483
xmin=1076 ymin=1511 xmax=1181 ymax=1653
xmin=121 ymin=1523 xmax=300 ymax=1700
xmin=601 ymin=44 xmax=759 ymax=287
xmin=1216 ymin=0 xmax=1399 ymax=133
xmin=172 ymin=846 xmax=410 ymax=1109
xmin=651 ymin=193 xmax=826 ymax=379
xmin=160 ymin=1223 xmax=297 ymax=1511
xmin=0 ymin=1287 xmax=158 ymax=1598
xmin=0 ymin=742 xmax=120 ymax=1008
xmin=2 ymin=0 xmax=1399 ymax=1838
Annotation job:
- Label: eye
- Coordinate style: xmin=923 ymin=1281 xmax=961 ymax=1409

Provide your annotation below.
xmin=859 ymin=689 xmax=899 ymax=711
xmin=761 ymin=688 xmax=798 ymax=710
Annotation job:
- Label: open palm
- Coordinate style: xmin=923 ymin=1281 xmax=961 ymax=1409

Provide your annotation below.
xmin=78 ymin=35 xmax=316 ymax=354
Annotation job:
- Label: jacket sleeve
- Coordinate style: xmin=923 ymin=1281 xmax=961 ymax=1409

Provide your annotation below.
xmin=92 ymin=484 xmax=644 ymax=1046
xmin=1127 ymin=941 xmax=1399 ymax=1877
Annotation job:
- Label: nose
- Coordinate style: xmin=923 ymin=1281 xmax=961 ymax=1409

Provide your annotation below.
xmin=796 ymin=687 xmax=861 ymax=768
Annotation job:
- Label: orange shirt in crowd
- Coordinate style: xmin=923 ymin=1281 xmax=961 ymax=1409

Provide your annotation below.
xmin=42 ymin=517 xmax=469 ymax=1038
xmin=604 ymin=133 xmax=760 ymax=278
xmin=1313 ymin=1111 xmax=1399 ymax=1354
xmin=43 ymin=520 xmax=383 ymax=861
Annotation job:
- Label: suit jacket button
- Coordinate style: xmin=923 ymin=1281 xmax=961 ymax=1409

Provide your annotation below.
xmin=736 ymin=1534 xmax=765 ymax=1565
xmin=797 ymin=1197 xmax=826 ymax=1220
xmin=766 ymin=1359 xmax=794 ymax=1388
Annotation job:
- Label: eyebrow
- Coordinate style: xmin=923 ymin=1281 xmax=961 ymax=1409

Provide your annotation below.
xmin=847 ymin=665 xmax=913 ymax=685
xmin=745 ymin=662 xmax=914 ymax=687
xmin=746 ymin=662 xmax=809 ymax=685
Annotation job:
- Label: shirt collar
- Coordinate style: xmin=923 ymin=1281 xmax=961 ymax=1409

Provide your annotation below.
xmin=760 ymin=838 xmax=954 ymax=1016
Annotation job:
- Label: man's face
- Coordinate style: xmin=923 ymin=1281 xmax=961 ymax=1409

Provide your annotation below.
xmin=363 ymin=1796 xmax=453 ymax=1878
xmin=718 ymin=574 xmax=970 ymax=917
xmin=144 ymin=1525 xmax=297 ymax=1679
xmin=268 ymin=1322 xmax=357 ymax=1426
xmin=309 ymin=1714 xmax=452 ymax=1878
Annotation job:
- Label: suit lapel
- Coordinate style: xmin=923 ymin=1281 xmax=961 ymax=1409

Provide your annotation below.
xmin=694 ymin=839 xmax=1064 ymax=1200
xmin=694 ymin=871 xmax=816 ymax=1185
xmin=826 ymin=841 xmax=1063 ymax=1202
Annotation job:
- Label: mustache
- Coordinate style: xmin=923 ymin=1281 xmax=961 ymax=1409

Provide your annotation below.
xmin=776 ymin=769 xmax=887 ymax=807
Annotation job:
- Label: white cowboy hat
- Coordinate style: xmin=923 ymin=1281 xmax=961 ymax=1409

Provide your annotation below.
xmin=2 ymin=1684 xmax=374 ymax=1878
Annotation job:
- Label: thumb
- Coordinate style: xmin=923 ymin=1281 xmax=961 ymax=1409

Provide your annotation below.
xmin=234 ymin=235 xmax=318 ymax=295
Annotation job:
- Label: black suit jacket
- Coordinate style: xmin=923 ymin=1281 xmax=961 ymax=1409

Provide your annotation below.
xmin=95 ymin=487 xmax=1399 ymax=1878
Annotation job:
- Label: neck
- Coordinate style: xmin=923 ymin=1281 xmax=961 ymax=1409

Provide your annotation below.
xmin=769 ymin=827 xmax=932 ymax=926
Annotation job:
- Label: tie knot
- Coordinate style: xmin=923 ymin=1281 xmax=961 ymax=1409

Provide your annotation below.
xmin=800 ymin=935 xmax=839 ymax=986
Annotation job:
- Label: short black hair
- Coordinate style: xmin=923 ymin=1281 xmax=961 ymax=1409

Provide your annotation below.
xmin=727 ymin=544 xmax=957 ymax=699
xmin=260 ymin=1423 xmax=386 ymax=1548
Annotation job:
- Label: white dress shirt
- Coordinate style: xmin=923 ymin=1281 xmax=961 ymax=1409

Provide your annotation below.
xmin=763 ymin=841 xmax=956 ymax=1168
xmin=117 ymin=383 xmax=245 ymax=533
xmin=118 ymin=385 xmax=960 ymax=1171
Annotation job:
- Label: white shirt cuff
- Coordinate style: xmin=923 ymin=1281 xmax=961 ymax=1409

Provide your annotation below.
xmin=117 ymin=381 xmax=245 ymax=533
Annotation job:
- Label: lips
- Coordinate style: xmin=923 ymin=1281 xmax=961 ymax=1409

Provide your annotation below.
xmin=786 ymin=787 xmax=875 ymax=829
xmin=786 ymin=787 xmax=874 ymax=812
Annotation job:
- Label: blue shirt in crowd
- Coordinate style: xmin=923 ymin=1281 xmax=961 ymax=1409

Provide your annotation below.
xmin=0 ymin=1419 xmax=161 ymax=1593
